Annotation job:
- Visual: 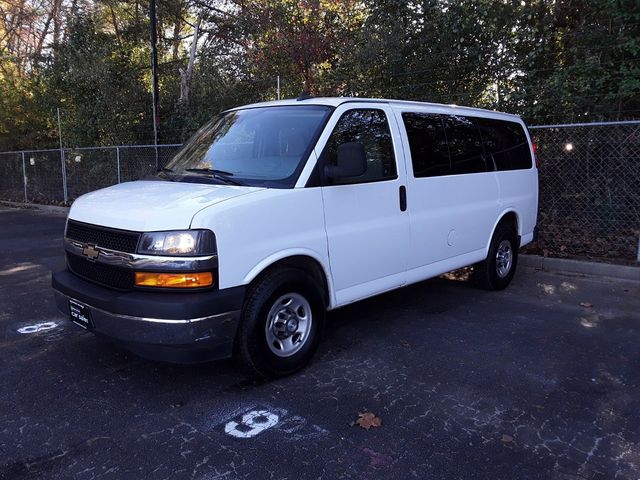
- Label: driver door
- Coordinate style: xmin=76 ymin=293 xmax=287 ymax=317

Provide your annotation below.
xmin=316 ymin=104 xmax=411 ymax=306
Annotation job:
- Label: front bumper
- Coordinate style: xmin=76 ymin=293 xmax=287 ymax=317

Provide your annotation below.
xmin=52 ymin=269 xmax=245 ymax=363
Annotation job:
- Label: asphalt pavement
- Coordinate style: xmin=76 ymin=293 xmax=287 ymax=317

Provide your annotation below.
xmin=1 ymin=206 xmax=639 ymax=480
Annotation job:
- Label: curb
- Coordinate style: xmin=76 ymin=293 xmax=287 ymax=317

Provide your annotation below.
xmin=0 ymin=201 xmax=69 ymax=215
xmin=520 ymin=254 xmax=640 ymax=282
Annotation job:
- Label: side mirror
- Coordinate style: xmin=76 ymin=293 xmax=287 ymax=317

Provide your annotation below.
xmin=324 ymin=142 xmax=367 ymax=179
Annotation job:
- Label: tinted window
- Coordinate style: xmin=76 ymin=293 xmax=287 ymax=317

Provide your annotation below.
xmin=477 ymin=118 xmax=532 ymax=170
xmin=442 ymin=115 xmax=488 ymax=175
xmin=402 ymin=113 xmax=451 ymax=177
xmin=323 ymin=109 xmax=396 ymax=185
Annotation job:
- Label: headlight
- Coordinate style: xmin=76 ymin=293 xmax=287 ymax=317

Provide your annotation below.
xmin=137 ymin=230 xmax=216 ymax=256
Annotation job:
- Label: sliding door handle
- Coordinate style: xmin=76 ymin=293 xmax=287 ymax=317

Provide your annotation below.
xmin=399 ymin=185 xmax=407 ymax=212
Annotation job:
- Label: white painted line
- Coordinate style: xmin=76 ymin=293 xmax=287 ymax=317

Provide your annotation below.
xmin=17 ymin=322 xmax=59 ymax=334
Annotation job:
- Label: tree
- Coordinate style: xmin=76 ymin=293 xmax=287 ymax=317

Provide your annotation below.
xmin=226 ymin=0 xmax=363 ymax=95
xmin=43 ymin=13 xmax=153 ymax=146
xmin=0 ymin=0 xmax=638 ymax=151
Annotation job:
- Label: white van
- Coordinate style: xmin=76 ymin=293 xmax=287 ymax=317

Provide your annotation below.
xmin=52 ymin=97 xmax=538 ymax=377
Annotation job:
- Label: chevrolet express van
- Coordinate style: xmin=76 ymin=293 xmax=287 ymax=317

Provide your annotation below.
xmin=52 ymin=97 xmax=538 ymax=378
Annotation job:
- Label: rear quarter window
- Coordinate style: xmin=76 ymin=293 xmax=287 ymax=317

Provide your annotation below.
xmin=476 ymin=118 xmax=532 ymax=170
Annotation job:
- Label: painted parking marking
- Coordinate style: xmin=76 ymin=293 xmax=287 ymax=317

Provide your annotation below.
xmin=17 ymin=321 xmax=59 ymax=334
xmin=220 ymin=405 xmax=329 ymax=441
xmin=224 ymin=409 xmax=279 ymax=438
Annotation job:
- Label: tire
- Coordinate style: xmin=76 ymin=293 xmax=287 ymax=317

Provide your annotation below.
xmin=475 ymin=222 xmax=519 ymax=291
xmin=234 ymin=267 xmax=325 ymax=379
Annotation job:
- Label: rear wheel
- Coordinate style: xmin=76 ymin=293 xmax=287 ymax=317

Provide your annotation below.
xmin=235 ymin=268 xmax=324 ymax=379
xmin=475 ymin=222 xmax=519 ymax=290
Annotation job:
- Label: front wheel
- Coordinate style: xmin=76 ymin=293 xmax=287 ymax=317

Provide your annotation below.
xmin=474 ymin=223 xmax=519 ymax=290
xmin=235 ymin=268 xmax=325 ymax=379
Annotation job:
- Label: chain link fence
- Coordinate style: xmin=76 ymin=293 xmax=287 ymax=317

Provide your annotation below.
xmin=0 ymin=145 xmax=181 ymax=204
xmin=530 ymin=121 xmax=640 ymax=262
xmin=0 ymin=122 xmax=639 ymax=262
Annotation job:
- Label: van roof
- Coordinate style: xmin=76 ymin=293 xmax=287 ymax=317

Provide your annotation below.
xmin=230 ymin=97 xmax=522 ymax=121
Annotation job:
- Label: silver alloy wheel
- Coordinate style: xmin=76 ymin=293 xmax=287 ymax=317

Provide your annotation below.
xmin=495 ymin=239 xmax=513 ymax=278
xmin=265 ymin=293 xmax=313 ymax=357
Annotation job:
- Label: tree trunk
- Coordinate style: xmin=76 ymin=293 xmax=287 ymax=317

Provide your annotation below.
xmin=179 ymin=13 xmax=202 ymax=105
xmin=109 ymin=6 xmax=122 ymax=46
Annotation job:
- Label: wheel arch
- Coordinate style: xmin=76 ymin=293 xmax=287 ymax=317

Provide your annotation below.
xmin=243 ymin=250 xmax=335 ymax=309
xmin=485 ymin=209 xmax=520 ymax=255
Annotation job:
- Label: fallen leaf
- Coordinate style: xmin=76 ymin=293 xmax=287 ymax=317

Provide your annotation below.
xmin=400 ymin=339 xmax=411 ymax=348
xmin=580 ymin=302 xmax=593 ymax=308
xmin=501 ymin=434 xmax=513 ymax=443
xmin=354 ymin=412 xmax=382 ymax=430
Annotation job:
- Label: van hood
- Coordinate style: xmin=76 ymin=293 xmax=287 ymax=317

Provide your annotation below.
xmin=68 ymin=180 xmax=264 ymax=231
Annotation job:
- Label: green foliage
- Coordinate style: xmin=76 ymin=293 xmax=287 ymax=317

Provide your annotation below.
xmin=44 ymin=14 xmax=153 ymax=147
xmin=0 ymin=0 xmax=638 ymax=151
xmin=0 ymin=74 xmax=53 ymax=150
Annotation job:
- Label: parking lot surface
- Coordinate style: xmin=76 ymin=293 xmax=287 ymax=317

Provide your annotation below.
xmin=1 ymin=206 xmax=639 ymax=480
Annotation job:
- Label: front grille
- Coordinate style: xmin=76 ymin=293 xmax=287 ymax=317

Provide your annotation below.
xmin=67 ymin=253 xmax=134 ymax=290
xmin=66 ymin=220 xmax=140 ymax=253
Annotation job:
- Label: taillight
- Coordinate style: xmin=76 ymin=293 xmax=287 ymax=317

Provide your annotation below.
xmin=532 ymin=143 xmax=540 ymax=168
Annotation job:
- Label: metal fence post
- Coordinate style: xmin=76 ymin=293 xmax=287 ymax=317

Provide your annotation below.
xmin=21 ymin=151 xmax=27 ymax=203
xmin=60 ymin=149 xmax=68 ymax=204
xmin=57 ymin=108 xmax=68 ymax=204
xmin=116 ymin=146 xmax=121 ymax=183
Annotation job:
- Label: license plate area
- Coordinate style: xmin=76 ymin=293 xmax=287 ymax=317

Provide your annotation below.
xmin=69 ymin=299 xmax=93 ymax=329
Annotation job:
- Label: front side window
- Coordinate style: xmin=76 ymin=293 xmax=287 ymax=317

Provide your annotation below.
xmin=322 ymin=109 xmax=397 ymax=185
xmin=163 ymin=106 xmax=332 ymax=188
xmin=443 ymin=115 xmax=488 ymax=175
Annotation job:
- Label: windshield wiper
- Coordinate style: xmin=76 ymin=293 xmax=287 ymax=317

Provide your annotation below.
xmin=155 ymin=167 xmax=178 ymax=181
xmin=184 ymin=168 xmax=244 ymax=186
xmin=186 ymin=168 xmax=235 ymax=176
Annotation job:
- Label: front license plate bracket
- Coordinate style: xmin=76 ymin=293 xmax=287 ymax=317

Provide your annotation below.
xmin=69 ymin=299 xmax=93 ymax=329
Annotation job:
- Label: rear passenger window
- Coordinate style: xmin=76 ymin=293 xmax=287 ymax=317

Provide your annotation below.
xmin=402 ymin=113 xmax=451 ymax=177
xmin=443 ymin=115 xmax=488 ymax=175
xmin=476 ymin=118 xmax=532 ymax=170
xmin=323 ymin=109 xmax=397 ymax=185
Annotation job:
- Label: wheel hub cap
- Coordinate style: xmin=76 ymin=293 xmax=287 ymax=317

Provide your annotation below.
xmin=265 ymin=293 xmax=312 ymax=357
xmin=273 ymin=313 xmax=299 ymax=339
xmin=496 ymin=240 xmax=513 ymax=278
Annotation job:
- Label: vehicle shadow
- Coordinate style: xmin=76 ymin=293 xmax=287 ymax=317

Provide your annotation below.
xmin=17 ymin=268 xmax=485 ymax=406
xmin=320 ymin=271 xmax=482 ymax=349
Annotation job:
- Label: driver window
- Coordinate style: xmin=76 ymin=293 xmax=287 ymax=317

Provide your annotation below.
xmin=322 ymin=109 xmax=397 ymax=185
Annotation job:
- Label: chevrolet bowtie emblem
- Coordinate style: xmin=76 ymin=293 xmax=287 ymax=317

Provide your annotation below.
xmin=82 ymin=244 xmax=99 ymax=260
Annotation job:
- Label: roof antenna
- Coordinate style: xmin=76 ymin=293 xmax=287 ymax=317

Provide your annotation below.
xmin=296 ymin=91 xmax=313 ymax=101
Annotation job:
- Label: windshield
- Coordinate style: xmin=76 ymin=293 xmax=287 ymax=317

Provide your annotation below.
xmin=163 ymin=105 xmax=332 ymax=188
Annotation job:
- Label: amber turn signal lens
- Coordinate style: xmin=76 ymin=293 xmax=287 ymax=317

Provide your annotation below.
xmin=134 ymin=271 xmax=214 ymax=288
